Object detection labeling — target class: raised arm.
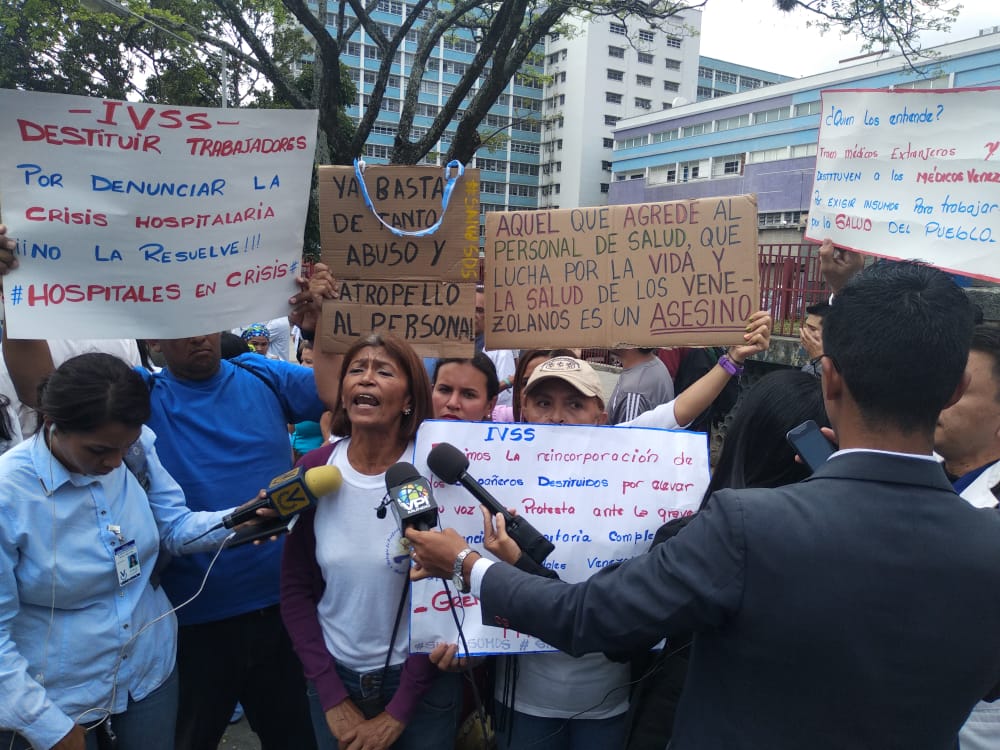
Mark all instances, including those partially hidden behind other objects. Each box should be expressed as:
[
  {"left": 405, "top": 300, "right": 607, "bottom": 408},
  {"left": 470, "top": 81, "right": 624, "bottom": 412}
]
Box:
[
  {"left": 0, "top": 225, "right": 55, "bottom": 408},
  {"left": 672, "top": 310, "right": 772, "bottom": 428}
]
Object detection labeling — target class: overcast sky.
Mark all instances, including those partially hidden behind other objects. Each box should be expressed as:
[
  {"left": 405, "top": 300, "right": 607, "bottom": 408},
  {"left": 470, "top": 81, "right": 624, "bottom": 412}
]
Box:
[{"left": 699, "top": 0, "right": 998, "bottom": 78}]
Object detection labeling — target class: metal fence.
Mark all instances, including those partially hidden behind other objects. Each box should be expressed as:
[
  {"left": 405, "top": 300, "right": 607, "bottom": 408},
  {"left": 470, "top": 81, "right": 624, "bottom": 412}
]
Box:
[{"left": 757, "top": 243, "right": 826, "bottom": 336}]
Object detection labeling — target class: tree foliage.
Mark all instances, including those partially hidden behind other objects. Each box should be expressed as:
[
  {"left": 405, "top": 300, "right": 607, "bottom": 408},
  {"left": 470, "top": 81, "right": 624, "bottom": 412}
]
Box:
[{"left": 0, "top": 0, "right": 959, "bottom": 165}]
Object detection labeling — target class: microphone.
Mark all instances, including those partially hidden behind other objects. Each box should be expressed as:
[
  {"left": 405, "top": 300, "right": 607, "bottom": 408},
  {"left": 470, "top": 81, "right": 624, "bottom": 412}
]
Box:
[
  {"left": 185, "top": 465, "right": 342, "bottom": 548},
  {"left": 223, "top": 465, "right": 343, "bottom": 528},
  {"left": 385, "top": 462, "right": 440, "bottom": 533},
  {"left": 426, "top": 442, "right": 554, "bottom": 565}
]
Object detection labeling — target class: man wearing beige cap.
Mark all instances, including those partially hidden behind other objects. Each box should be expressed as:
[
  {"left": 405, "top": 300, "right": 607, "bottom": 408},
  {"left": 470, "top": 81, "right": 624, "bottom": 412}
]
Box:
[{"left": 428, "top": 310, "right": 772, "bottom": 750}]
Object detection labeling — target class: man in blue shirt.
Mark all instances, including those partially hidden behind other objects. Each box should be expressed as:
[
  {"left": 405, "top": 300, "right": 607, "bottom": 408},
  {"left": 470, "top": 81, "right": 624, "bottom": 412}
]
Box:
[{"left": 142, "top": 332, "right": 324, "bottom": 749}]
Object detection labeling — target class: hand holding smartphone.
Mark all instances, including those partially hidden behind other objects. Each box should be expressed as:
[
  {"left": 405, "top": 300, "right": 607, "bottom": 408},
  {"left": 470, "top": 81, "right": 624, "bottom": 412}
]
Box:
[{"left": 786, "top": 419, "right": 835, "bottom": 472}]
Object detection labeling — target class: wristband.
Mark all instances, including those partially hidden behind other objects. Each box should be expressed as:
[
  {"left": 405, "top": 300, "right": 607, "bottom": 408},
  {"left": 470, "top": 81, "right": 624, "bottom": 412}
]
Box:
[{"left": 718, "top": 354, "right": 744, "bottom": 376}]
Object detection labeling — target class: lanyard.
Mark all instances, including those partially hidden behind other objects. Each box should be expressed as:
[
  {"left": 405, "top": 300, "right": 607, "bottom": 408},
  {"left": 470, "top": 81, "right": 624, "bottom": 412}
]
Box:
[{"left": 352, "top": 158, "right": 464, "bottom": 238}]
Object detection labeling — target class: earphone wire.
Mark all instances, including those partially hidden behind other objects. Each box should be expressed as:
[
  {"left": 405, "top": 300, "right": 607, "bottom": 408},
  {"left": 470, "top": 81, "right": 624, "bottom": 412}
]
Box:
[{"left": 72, "top": 531, "right": 235, "bottom": 730}]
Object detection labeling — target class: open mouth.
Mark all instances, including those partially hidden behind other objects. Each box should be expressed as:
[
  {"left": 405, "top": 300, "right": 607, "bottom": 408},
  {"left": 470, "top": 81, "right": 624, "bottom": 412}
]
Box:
[{"left": 353, "top": 394, "right": 381, "bottom": 407}]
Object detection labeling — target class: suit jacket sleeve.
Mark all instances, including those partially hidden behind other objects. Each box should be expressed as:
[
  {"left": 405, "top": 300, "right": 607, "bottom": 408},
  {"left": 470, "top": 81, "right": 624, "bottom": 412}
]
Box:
[{"left": 479, "top": 491, "right": 747, "bottom": 655}]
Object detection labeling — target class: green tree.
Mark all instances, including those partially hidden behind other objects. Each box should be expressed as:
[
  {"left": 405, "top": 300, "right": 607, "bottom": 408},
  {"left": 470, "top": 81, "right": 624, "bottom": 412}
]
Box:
[{"left": 0, "top": 0, "right": 959, "bottom": 164}]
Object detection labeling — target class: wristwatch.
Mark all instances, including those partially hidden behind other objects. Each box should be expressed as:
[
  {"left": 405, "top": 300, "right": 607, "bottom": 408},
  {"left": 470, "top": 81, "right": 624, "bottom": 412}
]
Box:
[{"left": 452, "top": 548, "right": 475, "bottom": 593}]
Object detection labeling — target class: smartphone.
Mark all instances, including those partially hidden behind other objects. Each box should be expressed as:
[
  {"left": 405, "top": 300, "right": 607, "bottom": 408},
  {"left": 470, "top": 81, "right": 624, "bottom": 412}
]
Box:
[{"left": 786, "top": 419, "right": 835, "bottom": 472}]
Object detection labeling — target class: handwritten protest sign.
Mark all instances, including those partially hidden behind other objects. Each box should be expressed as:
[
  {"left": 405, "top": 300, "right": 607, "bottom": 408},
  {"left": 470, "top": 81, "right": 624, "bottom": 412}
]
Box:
[
  {"left": 407, "top": 419, "right": 709, "bottom": 655},
  {"left": 806, "top": 88, "right": 1000, "bottom": 281},
  {"left": 317, "top": 164, "right": 480, "bottom": 357},
  {"left": 0, "top": 89, "right": 317, "bottom": 338},
  {"left": 484, "top": 195, "right": 759, "bottom": 350}
]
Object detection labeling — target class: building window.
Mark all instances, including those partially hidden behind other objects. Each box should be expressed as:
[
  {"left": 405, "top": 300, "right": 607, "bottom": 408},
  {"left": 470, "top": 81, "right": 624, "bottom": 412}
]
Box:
[
  {"left": 636, "top": 75, "right": 652, "bottom": 87},
  {"left": 603, "top": 137, "right": 614, "bottom": 148},
  {"left": 651, "top": 128, "right": 677, "bottom": 143},
  {"left": 606, "top": 92, "right": 622, "bottom": 104},
  {"left": 605, "top": 115, "right": 620, "bottom": 125},
  {"left": 663, "top": 80, "right": 679, "bottom": 92},
  {"left": 376, "top": 0, "right": 402, "bottom": 13},
  {"left": 600, "top": 183, "right": 610, "bottom": 193},
  {"left": 637, "top": 52, "right": 653, "bottom": 64},
  {"left": 638, "top": 29, "right": 655, "bottom": 43},
  {"left": 754, "top": 106, "right": 790, "bottom": 124},
  {"left": 364, "top": 143, "right": 391, "bottom": 159},
  {"left": 610, "top": 22, "right": 627, "bottom": 35},
  {"left": 680, "top": 161, "right": 700, "bottom": 181},
  {"left": 698, "top": 65, "right": 713, "bottom": 79},
  {"left": 634, "top": 97, "right": 651, "bottom": 110},
  {"left": 607, "top": 69, "right": 624, "bottom": 81},
  {"left": 681, "top": 122, "right": 709, "bottom": 137},
  {"left": 648, "top": 164, "right": 677, "bottom": 184},
  {"left": 716, "top": 113, "right": 750, "bottom": 131},
  {"left": 790, "top": 143, "right": 818, "bottom": 158},
  {"left": 601, "top": 160, "right": 613, "bottom": 170},
  {"left": 511, "top": 140, "right": 540, "bottom": 154},
  {"left": 621, "top": 135, "right": 646, "bottom": 149},
  {"left": 717, "top": 71, "right": 737, "bottom": 85},
  {"left": 747, "top": 146, "right": 787, "bottom": 163},
  {"left": 664, "top": 58, "right": 681, "bottom": 70},
  {"left": 741, "top": 77, "right": 763, "bottom": 90},
  {"left": 697, "top": 86, "right": 714, "bottom": 99},
  {"left": 372, "top": 123, "right": 398, "bottom": 136},
  {"left": 794, "top": 100, "right": 822, "bottom": 117},
  {"left": 510, "top": 162, "right": 539, "bottom": 176},
  {"left": 665, "top": 35, "right": 681, "bottom": 48},
  {"left": 712, "top": 154, "right": 744, "bottom": 177},
  {"left": 608, "top": 45, "right": 625, "bottom": 58}
]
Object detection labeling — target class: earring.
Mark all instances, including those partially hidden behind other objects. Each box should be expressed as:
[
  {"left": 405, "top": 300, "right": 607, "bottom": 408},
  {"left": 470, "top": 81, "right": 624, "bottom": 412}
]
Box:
[{"left": 402, "top": 407, "right": 412, "bottom": 416}]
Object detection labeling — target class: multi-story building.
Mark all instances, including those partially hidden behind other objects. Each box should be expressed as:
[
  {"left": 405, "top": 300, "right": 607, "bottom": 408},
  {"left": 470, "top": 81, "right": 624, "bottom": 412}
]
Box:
[
  {"left": 608, "top": 31, "right": 1000, "bottom": 241},
  {"left": 696, "top": 56, "right": 792, "bottom": 101},
  {"left": 538, "top": 11, "right": 702, "bottom": 209},
  {"left": 331, "top": 0, "right": 546, "bottom": 219}
]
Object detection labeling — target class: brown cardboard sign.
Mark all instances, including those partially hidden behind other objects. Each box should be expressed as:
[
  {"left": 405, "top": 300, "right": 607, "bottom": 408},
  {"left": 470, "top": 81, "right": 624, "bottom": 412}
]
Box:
[
  {"left": 485, "top": 195, "right": 760, "bottom": 349},
  {"left": 318, "top": 164, "right": 480, "bottom": 355}
]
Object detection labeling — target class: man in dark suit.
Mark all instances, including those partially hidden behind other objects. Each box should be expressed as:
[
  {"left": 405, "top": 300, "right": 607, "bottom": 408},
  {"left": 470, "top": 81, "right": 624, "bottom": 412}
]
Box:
[{"left": 408, "top": 260, "right": 1000, "bottom": 750}]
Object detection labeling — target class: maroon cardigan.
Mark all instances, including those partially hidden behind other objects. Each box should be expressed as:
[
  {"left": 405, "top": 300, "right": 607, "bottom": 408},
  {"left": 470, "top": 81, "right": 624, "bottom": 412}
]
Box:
[{"left": 279, "top": 441, "right": 438, "bottom": 723}]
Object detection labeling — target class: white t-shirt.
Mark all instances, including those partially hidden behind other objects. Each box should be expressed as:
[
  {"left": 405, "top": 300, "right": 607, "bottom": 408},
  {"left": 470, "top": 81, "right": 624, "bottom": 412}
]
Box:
[
  {"left": 314, "top": 439, "right": 413, "bottom": 672},
  {"left": 498, "top": 651, "right": 630, "bottom": 719}
]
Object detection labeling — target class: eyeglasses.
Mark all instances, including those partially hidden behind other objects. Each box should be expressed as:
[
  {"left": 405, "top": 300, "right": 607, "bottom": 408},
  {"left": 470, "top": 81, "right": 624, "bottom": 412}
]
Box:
[{"left": 811, "top": 354, "right": 841, "bottom": 373}]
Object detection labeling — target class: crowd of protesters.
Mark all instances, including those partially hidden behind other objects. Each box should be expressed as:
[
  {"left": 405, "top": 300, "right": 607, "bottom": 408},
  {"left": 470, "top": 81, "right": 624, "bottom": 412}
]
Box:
[{"left": 1, "top": 226, "right": 1000, "bottom": 750}]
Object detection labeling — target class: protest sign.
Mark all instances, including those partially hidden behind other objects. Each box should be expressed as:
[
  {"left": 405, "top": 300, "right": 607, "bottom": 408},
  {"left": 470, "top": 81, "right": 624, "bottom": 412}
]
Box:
[
  {"left": 484, "top": 195, "right": 759, "bottom": 350},
  {"left": 407, "top": 419, "right": 709, "bottom": 655},
  {"left": 0, "top": 89, "right": 318, "bottom": 338},
  {"left": 317, "top": 163, "right": 480, "bottom": 357},
  {"left": 806, "top": 87, "right": 1000, "bottom": 282}
]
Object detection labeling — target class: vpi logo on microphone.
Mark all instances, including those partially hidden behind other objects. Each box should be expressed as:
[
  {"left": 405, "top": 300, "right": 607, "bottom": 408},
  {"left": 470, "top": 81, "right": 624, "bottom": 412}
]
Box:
[{"left": 395, "top": 481, "right": 433, "bottom": 513}]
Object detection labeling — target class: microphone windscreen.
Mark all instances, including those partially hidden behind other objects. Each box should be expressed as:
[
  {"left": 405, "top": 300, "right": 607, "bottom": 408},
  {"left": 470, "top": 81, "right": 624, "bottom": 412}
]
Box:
[
  {"left": 304, "top": 465, "right": 343, "bottom": 497},
  {"left": 426, "top": 442, "right": 469, "bottom": 484},
  {"left": 385, "top": 461, "right": 421, "bottom": 490}
]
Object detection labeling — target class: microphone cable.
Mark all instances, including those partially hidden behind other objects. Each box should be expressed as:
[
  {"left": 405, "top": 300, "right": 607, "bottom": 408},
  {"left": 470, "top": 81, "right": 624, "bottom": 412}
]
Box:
[{"left": 438, "top": 576, "right": 491, "bottom": 750}]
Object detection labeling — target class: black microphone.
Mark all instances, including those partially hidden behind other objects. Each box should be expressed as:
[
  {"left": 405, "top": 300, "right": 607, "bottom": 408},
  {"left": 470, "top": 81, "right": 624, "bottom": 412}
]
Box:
[
  {"left": 426, "top": 442, "right": 554, "bottom": 565},
  {"left": 385, "top": 462, "right": 440, "bottom": 533}
]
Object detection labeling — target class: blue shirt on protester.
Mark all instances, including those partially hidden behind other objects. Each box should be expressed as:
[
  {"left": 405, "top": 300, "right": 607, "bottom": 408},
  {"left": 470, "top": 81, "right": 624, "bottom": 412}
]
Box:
[{"left": 138, "top": 353, "right": 324, "bottom": 625}]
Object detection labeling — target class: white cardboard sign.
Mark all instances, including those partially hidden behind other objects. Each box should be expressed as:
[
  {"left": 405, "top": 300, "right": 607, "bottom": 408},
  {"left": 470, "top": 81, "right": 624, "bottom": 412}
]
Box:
[
  {"left": 0, "top": 90, "right": 318, "bottom": 337},
  {"left": 408, "top": 419, "right": 709, "bottom": 655}
]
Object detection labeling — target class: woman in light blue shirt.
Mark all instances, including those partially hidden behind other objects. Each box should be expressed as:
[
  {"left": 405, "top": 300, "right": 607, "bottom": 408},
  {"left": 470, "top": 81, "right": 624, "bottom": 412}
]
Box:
[{"left": 0, "top": 353, "right": 237, "bottom": 750}]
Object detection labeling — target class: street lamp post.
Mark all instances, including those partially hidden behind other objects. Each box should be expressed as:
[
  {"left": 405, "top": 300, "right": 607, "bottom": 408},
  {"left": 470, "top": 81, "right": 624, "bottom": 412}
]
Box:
[{"left": 79, "top": 0, "right": 229, "bottom": 108}]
